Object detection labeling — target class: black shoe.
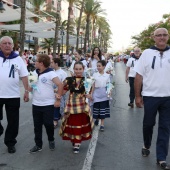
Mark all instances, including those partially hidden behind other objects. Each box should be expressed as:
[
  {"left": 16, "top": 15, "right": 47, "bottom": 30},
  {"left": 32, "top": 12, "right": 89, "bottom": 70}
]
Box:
[
  {"left": 128, "top": 103, "right": 134, "bottom": 108},
  {"left": 73, "top": 144, "right": 80, "bottom": 154},
  {"left": 49, "top": 141, "right": 55, "bottom": 151},
  {"left": 8, "top": 146, "right": 16, "bottom": 154},
  {"left": 0, "top": 123, "right": 4, "bottom": 136},
  {"left": 94, "top": 119, "right": 99, "bottom": 126},
  {"left": 29, "top": 146, "right": 42, "bottom": 153},
  {"left": 157, "top": 160, "right": 170, "bottom": 170},
  {"left": 100, "top": 126, "right": 104, "bottom": 132},
  {"left": 141, "top": 148, "right": 150, "bottom": 157}
]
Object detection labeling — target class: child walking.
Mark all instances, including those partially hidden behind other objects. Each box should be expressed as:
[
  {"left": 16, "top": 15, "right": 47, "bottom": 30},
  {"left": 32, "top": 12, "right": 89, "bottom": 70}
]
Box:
[
  {"left": 91, "top": 60, "right": 110, "bottom": 131},
  {"left": 59, "top": 61, "right": 94, "bottom": 154},
  {"left": 29, "top": 54, "right": 63, "bottom": 153},
  {"left": 51, "top": 58, "right": 67, "bottom": 128}
]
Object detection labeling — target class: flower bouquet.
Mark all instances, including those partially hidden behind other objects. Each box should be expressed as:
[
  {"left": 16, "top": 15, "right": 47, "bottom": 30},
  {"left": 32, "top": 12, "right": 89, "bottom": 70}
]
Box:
[
  {"left": 28, "top": 71, "right": 40, "bottom": 93},
  {"left": 83, "top": 72, "right": 95, "bottom": 103},
  {"left": 106, "top": 79, "right": 114, "bottom": 98},
  {"left": 105, "top": 65, "right": 115, "bottom": 76}
]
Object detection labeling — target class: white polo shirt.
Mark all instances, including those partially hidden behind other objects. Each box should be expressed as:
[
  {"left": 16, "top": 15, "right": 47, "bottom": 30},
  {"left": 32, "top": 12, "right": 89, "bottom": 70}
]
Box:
[
  {"left": 54, "top": 68, "right": 67, "bottom": 82},
  {"left": 126, "top": 57, "right": 139, "bottom": 77},
  {"left": 93, "top": 72, "right": 110, "bottom": 88},
  {"left": 134, "top": 48, "right": 170, "bottom": 97},
  {"left": 0, "top": 56, "right": 28, "bottom": 98},
  {"left": 32, "top": 70, "right": 57, "bottom": 106}
]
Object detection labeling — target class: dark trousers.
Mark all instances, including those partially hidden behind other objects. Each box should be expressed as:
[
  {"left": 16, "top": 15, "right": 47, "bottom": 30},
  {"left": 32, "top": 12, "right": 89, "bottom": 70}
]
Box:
[
  {"left": 129, "top": 77, "right": 135, "bottom": 103},
  {"left": 54, "top": 107, "right": 61, "bottom": 121},
  {"left": 143, "top": 96, "right": 170, "bottom": 161},
  {"left": 32, "top": 105, "right": 54, "bottom": 148},
  {"left": 0, "top": 98, "right": 20, "bottom": 147}
]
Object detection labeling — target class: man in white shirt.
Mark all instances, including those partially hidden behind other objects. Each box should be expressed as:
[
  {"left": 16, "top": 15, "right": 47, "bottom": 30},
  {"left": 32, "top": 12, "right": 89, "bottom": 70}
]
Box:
[
  {"left": 125, "top": 47, "right": 141, "bottom": 108},
  {"left": 134, "top": 28, "right": 170, "bottom": 169},
  {"left": 0, "top": 36, "right": 29, "bottom": 154}
]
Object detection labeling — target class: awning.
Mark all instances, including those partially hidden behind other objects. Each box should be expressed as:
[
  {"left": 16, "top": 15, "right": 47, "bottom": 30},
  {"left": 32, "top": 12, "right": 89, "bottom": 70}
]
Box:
[
  {"left": 25, "top": 31, "right": 78, "bottom": 40},
  {"left": 0, "top": 22, "right": 55, "bottom": 32},
  {"left": 0, "top": 4, "right": 36, "bottom": 22}
]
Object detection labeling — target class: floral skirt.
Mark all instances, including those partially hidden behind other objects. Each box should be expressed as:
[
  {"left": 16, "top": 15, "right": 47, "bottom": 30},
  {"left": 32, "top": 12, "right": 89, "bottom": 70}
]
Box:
[{"left": 59, "top": 113, "right": 93, "bottom": 143}]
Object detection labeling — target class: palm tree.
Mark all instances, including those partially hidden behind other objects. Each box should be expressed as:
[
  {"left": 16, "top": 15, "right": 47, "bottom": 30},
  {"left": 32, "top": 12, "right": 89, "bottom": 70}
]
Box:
[
  {"left": 75, "top": 0, "right": 84, "bottom": 51},
  {"left": 66, "top": 0, "right": 77, "bottom": 54},
  {"left": 83, "top": 0, "right": 101, "bottom": 53},
  {"left": 40, "top": 38, "right": 54, "bottom": 54},
  {"left": 95, "top": 16, "right": 110, "bottom": 47},
  {"left": 90, "top": 2, "right": 106, "bottom": 48},
  {"left": 20, "top": 0, "right": 26, "bottom": 55},
  {"left": 53, "top": 0, "right": 62, "bottom": 58}
]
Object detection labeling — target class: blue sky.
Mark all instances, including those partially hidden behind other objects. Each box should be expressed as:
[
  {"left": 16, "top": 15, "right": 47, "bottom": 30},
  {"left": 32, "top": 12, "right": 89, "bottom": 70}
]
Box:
[{"left": 100, "top": 0, "right": 170, "bottom": 52}]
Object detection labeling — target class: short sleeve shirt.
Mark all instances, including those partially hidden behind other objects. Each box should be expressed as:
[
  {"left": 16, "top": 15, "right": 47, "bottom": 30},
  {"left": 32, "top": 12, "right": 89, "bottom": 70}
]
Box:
[
  {"left": 0, "top": 56, "right": 28, "bottom": 98},
  {"left": 32, "top": 71, "right": 57, "bottom": 106},
  {"left": 126, "top": 57, "right": 139, "bottom": 77},
  {"left": 134, "top": 49, "right": 170, "bottom": 97}
]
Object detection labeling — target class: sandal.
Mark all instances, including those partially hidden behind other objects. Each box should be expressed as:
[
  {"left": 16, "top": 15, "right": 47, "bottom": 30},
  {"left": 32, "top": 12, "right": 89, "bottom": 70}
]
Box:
[{"left": 157, "top": 161, "right": 170, "bottom": 170}]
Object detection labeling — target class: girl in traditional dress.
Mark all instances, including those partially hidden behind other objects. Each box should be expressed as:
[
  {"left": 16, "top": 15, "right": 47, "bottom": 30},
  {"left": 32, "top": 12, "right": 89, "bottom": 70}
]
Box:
[
  {"left": 91, "top": 60, "right": 110, "bottom": 132},
  {"left": 59, "top": 61, "right": 94, "bottom": 154}
]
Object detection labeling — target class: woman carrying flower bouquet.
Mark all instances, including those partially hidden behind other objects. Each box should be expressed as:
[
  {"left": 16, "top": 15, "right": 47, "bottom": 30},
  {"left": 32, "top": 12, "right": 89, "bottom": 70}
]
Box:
[
  {"left": 59, "top": 61, "right": 94, "bottom": 154},
  {"left": 29, "top": 54, "right": 63, "bottom": 153},
  {"left": 91, "top": 60, "right": 110, "bottom": 132}
]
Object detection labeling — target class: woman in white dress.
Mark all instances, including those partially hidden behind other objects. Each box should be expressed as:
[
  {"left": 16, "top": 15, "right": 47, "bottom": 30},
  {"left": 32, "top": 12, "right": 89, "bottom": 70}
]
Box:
[{"left": 89, "top": 47, "right": 105, "bottom": 74}]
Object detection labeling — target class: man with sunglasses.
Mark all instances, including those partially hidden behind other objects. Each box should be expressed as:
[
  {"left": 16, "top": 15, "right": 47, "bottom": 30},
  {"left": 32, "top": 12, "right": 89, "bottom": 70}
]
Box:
[
  {"left": 134, "top": 28, "right": 170, "bottom": 170},
  {"left": 0, "top": 36, "right": 29, "bottom": 154}
]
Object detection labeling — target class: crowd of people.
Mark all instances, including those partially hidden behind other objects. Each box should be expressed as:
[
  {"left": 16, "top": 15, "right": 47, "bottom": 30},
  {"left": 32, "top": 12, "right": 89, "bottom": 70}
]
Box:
[{"left": 0, "top": 27, "right": 170, "bottom": 170}]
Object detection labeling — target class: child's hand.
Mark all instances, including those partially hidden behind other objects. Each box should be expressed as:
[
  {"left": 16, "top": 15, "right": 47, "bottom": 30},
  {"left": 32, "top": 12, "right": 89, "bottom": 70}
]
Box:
[
  {"left": 55, "top": 94, "right": 61, "bottom": 99},
  {"left": 94, "top": 55, "right": 99, "bottom": 60},
  {"left": 54, "top": 88, "right": 58, "bottom": 93},
  {"left": 86, "top": 94, "right": 93, "bottom": 100},
  {"left": 54, "top": 100, "right": 60, "bottom": 107},
  {"left": 106, "top": 70, "right": 111, "bottom": 74},
  {"left": 64, "top": 113, "right": 69, "bottom": 119}
]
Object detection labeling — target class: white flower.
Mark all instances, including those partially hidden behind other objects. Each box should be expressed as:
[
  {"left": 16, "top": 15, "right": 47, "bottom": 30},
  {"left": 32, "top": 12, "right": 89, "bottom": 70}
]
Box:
[{"left": 28, "top": 71, "right": 38, "bottom": 85}]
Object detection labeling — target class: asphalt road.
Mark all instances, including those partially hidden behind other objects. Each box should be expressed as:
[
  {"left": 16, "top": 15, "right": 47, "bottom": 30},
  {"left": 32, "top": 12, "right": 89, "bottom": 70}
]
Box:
[{"left": 0, "top": 62, "right": 169, "bottom": 170}]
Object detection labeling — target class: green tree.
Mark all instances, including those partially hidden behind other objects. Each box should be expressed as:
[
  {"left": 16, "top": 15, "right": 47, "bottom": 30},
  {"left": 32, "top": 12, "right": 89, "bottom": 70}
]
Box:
[
  {"left": 75, "top": 0, "right": 85, "bottom": 51},
  {"left": 40, "top": 38, "right": 53, "bottom": 54},
  {"left": 66, "top": 0, "right": 78, "bottom": 54},
  {"left": 83, "top": 0, "right": 102, "bottom": 53}
]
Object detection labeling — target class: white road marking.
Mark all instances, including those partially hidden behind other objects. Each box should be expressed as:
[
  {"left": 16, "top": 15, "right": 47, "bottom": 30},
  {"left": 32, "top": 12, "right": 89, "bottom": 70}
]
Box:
[{"left": 82, "top": 125, "right": 100, "bottom": 170}]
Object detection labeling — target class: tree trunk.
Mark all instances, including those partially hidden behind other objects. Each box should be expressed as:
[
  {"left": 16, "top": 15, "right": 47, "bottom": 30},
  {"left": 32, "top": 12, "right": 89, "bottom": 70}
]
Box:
[
  {"left": 53, "top": 0, "right": 61, "bottom": 58},
  {"left": 66, "top": 5, "right": 72, "bottom": 54},
  {"left": 84, "top": 14, "right": 90, "bottom": 53},
  {"left": 20, "top": 0, "right": 26, "bottom": 56},
  {"left": 76, "top": 1, "right": 84, "bottom": 51},
  {"left": 91, "top": 19, "right": 95, "bottom": 49}
]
